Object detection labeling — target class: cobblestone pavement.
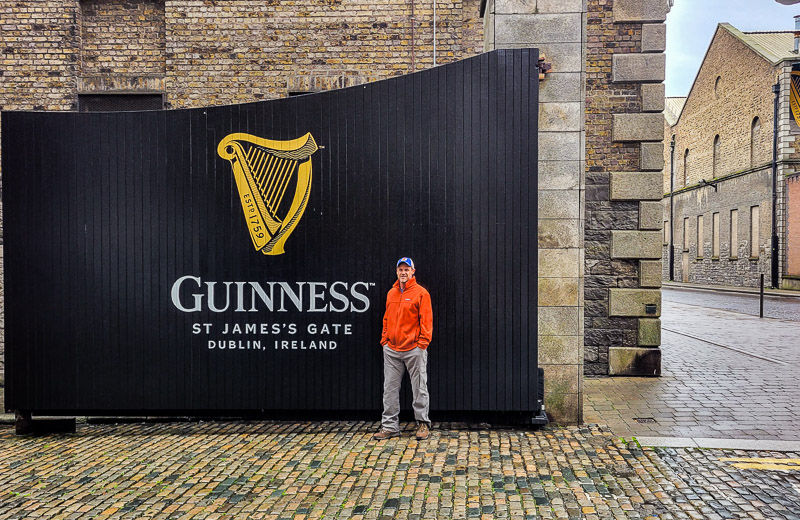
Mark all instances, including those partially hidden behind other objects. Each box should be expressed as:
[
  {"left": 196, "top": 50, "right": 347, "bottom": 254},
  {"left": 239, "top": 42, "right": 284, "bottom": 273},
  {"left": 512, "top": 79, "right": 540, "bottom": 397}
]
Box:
[
  {"left": 1, "top": 421, "right": 799, "bottom": 519},
  {"left": 585, "top": 294, "right": 800, "bottom": 441}
]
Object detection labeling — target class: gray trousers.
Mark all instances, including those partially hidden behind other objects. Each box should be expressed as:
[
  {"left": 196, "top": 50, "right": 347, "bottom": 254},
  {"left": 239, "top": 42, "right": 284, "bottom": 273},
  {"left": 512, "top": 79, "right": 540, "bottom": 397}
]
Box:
[{"left": 382, "top": 346, "right": 430, "bottom": 432}]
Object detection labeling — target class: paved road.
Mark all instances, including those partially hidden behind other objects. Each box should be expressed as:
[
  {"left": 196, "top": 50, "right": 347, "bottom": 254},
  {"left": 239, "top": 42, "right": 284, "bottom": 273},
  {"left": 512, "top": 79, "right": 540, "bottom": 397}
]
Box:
[
  {"left": 663, "top": 286, "right": 800, "bottom": 321},
  {"left": 1, "top": 421, "right": 799, "bottom": 519},
  {"left": 586, "top": 289, "right": 800, "bottom": 441}
]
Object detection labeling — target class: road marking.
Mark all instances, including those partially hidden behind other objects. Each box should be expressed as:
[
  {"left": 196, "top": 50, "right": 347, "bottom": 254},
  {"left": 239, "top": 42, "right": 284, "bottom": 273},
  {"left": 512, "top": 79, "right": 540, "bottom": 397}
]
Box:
[
  {"left": 662, "top": 328, "right": 789, "bottom": 365},
  {"left": 720, "top": 457, "right": 800, "bottom": 471}
]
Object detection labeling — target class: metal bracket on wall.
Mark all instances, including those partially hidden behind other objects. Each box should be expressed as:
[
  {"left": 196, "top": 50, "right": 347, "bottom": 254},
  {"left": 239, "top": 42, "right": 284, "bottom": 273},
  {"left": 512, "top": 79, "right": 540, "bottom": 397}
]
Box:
[
  {"left": 699, "top": 178, "right": 718, "bottom": 191},
  {"left": 538, "top": 55, "right": 552, "bottom": 81}
]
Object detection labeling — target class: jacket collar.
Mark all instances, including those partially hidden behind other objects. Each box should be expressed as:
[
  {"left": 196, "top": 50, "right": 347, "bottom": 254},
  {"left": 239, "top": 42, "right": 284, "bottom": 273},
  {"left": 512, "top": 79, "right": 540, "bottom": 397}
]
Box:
[{"left": 392, "top": 276, "right": 418, "bottom": 291}]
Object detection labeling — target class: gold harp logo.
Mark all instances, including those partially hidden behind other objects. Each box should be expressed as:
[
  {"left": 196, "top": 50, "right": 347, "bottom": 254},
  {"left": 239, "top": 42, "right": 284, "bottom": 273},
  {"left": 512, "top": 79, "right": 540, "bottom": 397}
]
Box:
[{"left": 218, "top": 132, "right": 318, "bottom": 255}]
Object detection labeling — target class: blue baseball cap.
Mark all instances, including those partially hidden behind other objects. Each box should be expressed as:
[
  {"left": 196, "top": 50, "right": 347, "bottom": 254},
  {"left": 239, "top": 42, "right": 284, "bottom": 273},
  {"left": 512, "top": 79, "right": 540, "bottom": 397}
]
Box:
[{"left": 396, "top": 257, "right": 415, "bottom": 269}]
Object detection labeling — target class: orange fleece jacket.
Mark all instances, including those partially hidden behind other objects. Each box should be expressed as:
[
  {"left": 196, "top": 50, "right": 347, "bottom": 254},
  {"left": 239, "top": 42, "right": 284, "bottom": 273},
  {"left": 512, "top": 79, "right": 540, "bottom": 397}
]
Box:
[{"left": 380, "top": 277, "right": 433, "bottom": 351}]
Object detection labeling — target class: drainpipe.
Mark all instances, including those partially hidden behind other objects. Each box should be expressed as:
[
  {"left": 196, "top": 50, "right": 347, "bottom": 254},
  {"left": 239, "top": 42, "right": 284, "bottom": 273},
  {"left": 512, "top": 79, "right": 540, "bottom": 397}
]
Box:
[
  {"left": 771, "top": 81, "right": 780, "bottom": 288},
  {"left": 669, "top": 134, "right": 675, "bottom": 281},
  {"left": 433, "top": 0, "right": 437, "bottom": 66}
]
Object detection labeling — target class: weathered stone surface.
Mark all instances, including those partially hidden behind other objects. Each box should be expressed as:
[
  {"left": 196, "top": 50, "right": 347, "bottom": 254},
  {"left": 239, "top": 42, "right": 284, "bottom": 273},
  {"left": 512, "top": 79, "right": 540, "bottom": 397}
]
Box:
[
  {"left": 609, "top": 172, "right": 663, "bottom": 201},
  {"left": 495, "top": 14, "right": 582, "bottom": 45},
  {"left": 640, "top": 142, "right": 665, "bottom": 171},
  {"left": 540, "top": 72, "right": 582, "bottom": 103},
  {"left": 542, "top": 364, "right": 580, "bottom": 396},
  {"left": 638, "top": 318, "right": 661, "bottom": 346},
  {"left": 613, "top": 0, "right": 669, "bottom": 23},
  {"left": 641, "top": 83, "right": 665, "bottom": 112},
  {"left": 612, "top": 113, "right": 665, "bottom": 142},
  {"left": 539, "top": 248, "right": 580, "bottom": 277},
  {"left": 611, "top": 230, "right": 662, "bottom": 259},
  {"left": 539, "top": 190, "right": 580, "bottom": 219},
  {"left": 497, "top": 42, "right": 583, "bottom": 72},
  {"left": 641, "top": 23, "right": 666, "bottom": 53},
  {"left": 539, "top": 277, "right": 580, "bottom": 306},
  {"left": 539, "top": 306, "right": 580, "bottom": 336},
  {"left": 639, "top": 260, "right": 663, "bottom": 287},
  {"left": 608, "top": 288, "right": 661, "bottom": 317},
  {"left": 539, "top": 131, "right": 581, "bottom": 160},
  {"left": 495, "top": 0, "right": 584, "bottom": 14},
  {"left": 539, "top": 219, "right": 580, "bottom": 248},
  {"left": 538, "top": 335, "right": 583, "bottom": 364},
  {"left": 539, "top": 160, "right": 581, "bottom": 190},
  {"left": 612, "top": 53, "right": 666, "bottom": 83},
  {"left": 608, "top": 346, "right": 661, "bottom": 376},
  {"left": 639, "top": 201, "right": 663, "bottom": 230},
  {"left": 539, "top": 102, "right": 582, "bottom": 132}
]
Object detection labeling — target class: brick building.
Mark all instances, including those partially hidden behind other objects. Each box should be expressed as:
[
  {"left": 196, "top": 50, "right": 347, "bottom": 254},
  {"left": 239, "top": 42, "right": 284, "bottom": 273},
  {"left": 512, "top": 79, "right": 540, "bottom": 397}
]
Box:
[
  {"left": 662, "top": 23, "right": 800, "bottom": 290},
  {"left": 1, "top": 0, "right": 670, "bottom": 423}
]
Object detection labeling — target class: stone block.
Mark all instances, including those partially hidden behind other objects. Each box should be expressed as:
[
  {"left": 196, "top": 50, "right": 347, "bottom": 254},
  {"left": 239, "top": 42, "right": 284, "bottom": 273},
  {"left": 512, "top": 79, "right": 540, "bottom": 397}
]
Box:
[
  {"left": 539, "top": 102, "right": 582, "bottom": 132},
  {"left": 612, "top": 113, "right": 665, "bottom": 142},
  {"left": 538, "top": 335, "right": 583, "bottom": 365},
  {"left": 495, "top": 0, "right": 584, "bottom": 14},
  {"left": 612, "top": 53, "right": 666, "bottom": 83},
  {"left": 609, "top": 172, "right": 663, "bottom": 201},
  {"left": 539, "top": 131, "right": 580, "bottom": 161},
  {"left": 641, "top": 83, "right": 665, "bottom": 112},
  {"left": 543, "top": 388, "right": 580, "bottom": 425},
  {"left": 539, "top": 219, "right": 580, "bottom": 248},
  {"left": 611, "top": 230, "right": 662, "bottom": 259},
  {"left": 538, "top": 306, "right": 580, "bottom": 336},
  {"left": 497, "top": 42, "right": 583, "bottom": 73},
  {"left": 613, "top": 0, "right": 669, "bottom": 23},
  {"left": 539, "top": 277, "right": 579, "bottom": 307},
  {"left": 639, "top": 260, "right": 663, "bottom": 287},
  {"left": 539, "top": 160, "right": 580, "bottom": 190},
  {"left": 640, "top": 142, "right": 665, "bottom": 171},
  {"left": 541, "top": 364, "right": 580, "bottom": 396},
  {"left": 641, "top": 24, "right": 666, "bottom": 53},
  {"left": 540, "top": 72, "right": 582, "bottom": 103},
  {"left": 608, "top": 288, "right": 661, "bottom": 317},
  {"left": 495, "top": 14, "right": 582, "bottom": 45},
  {"left": 539, "top": 190, "right": 580, "bottom": 219},
  {"left": 608, "top": 347, "right": 661, "bottom": 376},
  {"left": 539, "top": 248, "right": 580, "bottom": 277},
  {"left": 638, "top": 318, "right": 661, "bottom": 346},
  {"left": 639, "top": 201, "right": 663, "bottom": 230}
]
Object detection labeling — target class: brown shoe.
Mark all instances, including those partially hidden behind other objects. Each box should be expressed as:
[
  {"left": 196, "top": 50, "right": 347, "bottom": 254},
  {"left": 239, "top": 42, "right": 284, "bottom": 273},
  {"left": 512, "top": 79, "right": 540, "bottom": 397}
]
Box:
[
  {"left": 372, "top": 428, "right": 400, "bottom": 440},
  {"left": 415, "top": 422, "right": 430, "bottom": 440}
]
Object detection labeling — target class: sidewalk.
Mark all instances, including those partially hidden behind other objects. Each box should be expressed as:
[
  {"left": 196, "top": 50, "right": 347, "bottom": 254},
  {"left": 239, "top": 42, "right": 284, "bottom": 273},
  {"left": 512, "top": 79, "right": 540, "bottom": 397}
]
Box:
[
  {"left": 1, "top": 420, "right": 799, "bottom": 519},
  {"left": 663, "top": 280, "right": 800, "bottom": 298}
]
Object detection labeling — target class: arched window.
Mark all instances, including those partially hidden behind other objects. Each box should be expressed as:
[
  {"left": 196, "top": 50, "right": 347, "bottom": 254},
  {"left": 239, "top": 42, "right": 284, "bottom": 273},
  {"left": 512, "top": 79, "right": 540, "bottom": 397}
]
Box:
[
  {"left": 683, "top": 148, "right": 689, "bottom": 186},
  {"left": 713, "top": 135, "right": 720, "bottom": 177},
  {"left": 714, "top": 76, "right": 722, "bottom": 99},
  {"left": 751, "top": 117, "right": 761, "bottom": 167}
]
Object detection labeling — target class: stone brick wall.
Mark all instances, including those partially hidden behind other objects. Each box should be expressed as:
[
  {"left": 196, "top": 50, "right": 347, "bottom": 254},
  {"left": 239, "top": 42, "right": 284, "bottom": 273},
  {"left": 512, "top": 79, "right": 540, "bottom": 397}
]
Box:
[
  {"left": 662, "top": 26, "right": 777, "bottom": 194},
  {"left": 165, "top": 0, "right": 483, "bottom": 107},
  {"left": 584, "top": 0, "right": 666, "bottom": 377}
]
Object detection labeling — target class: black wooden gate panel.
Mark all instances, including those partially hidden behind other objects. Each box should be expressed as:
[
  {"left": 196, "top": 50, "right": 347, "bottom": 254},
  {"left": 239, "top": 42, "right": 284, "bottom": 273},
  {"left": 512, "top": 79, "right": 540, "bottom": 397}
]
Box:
[{"left": 3, "top": 49, "right": 539, "bottom": 417}]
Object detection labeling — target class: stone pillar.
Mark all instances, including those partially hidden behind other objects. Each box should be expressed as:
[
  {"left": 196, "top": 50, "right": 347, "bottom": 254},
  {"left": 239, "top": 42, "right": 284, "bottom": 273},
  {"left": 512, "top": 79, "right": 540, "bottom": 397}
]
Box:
[
  {"left": 595, "top": 0, "right": 668, "bottom": 376},
  {"left": 484, "top": 0, "right": 586, "bottom": 423}
]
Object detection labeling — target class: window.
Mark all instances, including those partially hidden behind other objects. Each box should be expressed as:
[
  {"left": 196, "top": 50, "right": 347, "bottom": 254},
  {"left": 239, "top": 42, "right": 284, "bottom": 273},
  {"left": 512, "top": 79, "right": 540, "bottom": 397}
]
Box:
[
  {"left": 683, "top": 217, "right": 689, "bottom": 251},
  {"left": 751, "top": 117, "right": 761, "bottom": 168},
  {"left": 750, "top": 206, "right": 760, "bottom": 258},
  {"left": 697, "top": 215, "right": 704, "bottom": 258},
  {"left": 78, "top": 94, "right": 164, "bottom": 112},
  {"left": 683, "top": 148, "right": 690, "bottom": 187},
  {"left": 714, "top": 76, "right": 721, "bottom": 99},
  {"left": 712, "top": 135, "right": 720, "bottom": 177},
  {"left": 712, "top": 212, "right": 720, "bottom": 258},
  {"left": 730, "top": 209, "right": 739, "bottom": 259}
]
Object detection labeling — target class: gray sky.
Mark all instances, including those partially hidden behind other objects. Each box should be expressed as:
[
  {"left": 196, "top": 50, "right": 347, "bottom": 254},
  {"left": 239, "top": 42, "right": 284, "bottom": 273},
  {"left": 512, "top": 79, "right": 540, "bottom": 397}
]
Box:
[{"left": 666, "top": 0, "right": 800, "bottom": 97}]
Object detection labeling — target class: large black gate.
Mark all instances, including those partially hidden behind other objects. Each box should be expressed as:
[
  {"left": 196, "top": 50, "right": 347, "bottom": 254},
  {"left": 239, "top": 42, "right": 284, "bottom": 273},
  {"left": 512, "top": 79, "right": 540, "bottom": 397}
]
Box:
[{"left": 3, "top": 49, "right": 540, "bottom": 420}]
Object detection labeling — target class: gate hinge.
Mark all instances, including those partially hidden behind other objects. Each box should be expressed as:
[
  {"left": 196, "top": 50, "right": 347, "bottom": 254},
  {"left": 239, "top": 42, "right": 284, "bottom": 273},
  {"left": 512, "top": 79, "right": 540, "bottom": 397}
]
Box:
[{"left": 538, "top": 54, "right": 552, "bottom": 81}]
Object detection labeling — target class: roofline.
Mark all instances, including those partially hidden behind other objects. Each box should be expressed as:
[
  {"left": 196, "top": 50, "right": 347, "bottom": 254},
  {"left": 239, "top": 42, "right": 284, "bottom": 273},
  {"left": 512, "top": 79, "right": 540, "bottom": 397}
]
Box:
[
  {"left": 724, "top": 23, "right": 793, "bottom": 65},
  {"left": 669, "top": 23, "right": 775, "bottom": 128}
]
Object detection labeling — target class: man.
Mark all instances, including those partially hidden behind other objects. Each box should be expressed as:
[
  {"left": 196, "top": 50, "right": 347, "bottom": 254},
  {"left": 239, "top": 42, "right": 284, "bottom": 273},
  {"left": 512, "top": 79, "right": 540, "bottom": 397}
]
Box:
[{"left": 374, "top": 257, "right": 433, "bottom": 440}]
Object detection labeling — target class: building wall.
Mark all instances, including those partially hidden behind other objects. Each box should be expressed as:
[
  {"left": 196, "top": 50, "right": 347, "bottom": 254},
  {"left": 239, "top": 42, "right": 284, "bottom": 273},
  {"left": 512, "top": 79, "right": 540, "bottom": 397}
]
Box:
[
  {"left": 663, "top": 26, "right": 776, "bottom": 194},
  {"left": 0, "top": 0, "right": 483, "bottom": 412}
]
